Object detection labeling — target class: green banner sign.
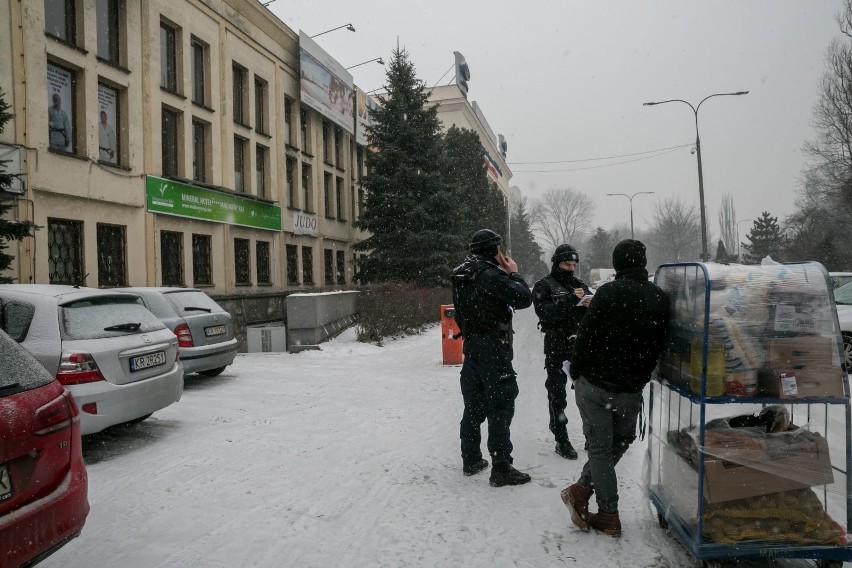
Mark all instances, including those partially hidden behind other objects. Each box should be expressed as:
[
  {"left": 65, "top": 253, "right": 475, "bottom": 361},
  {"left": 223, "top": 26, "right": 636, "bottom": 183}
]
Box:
[{"left": 146, "top": 176, "right": 281, "bottom": 231}]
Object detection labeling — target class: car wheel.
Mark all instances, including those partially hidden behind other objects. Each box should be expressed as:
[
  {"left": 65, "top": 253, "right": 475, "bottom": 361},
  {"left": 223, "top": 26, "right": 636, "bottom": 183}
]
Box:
[
  {"left": 198, "top": 366, "right": 227, "bottom": 377},
  {"left": 843, "top": 333, "right": 852, "bottom": 372}
]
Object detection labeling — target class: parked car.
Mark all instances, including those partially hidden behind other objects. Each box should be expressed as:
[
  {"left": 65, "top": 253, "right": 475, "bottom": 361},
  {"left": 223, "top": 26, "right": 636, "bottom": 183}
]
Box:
[
  {"left": 114, "top": 288, "right": 237, "bottom": 377},
  {"left": 830, "top": 272, "right": 852, "bottom": 290},
  {"left": 0, "top": 285, "right": 183, "bottom": 435},
  {"left": 0, "top": 329, "right": 89, "bottom": 567},
  {"left": 834, "top": 280, "right": 852, "bottom": 369}
]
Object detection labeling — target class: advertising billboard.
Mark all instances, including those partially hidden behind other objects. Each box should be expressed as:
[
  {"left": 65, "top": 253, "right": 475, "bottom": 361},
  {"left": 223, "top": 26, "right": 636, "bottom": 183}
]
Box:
[
  {"left": 47, "top": 63, "right": 74, "bottom": 153},
  {"left": 97, "top": 83, "right": 118, "bottom": 164},
  {"left": 299, "top": 31, "right": 355, "bottom": 135},
  {"left": 355, "top": 87, "right": 379, "bottom": 146}
]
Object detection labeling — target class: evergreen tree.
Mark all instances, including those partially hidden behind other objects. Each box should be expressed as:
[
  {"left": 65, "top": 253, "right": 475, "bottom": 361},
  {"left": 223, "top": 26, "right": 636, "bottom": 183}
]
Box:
[
  {"left": 714, "top": 239, "right": 732, "bottom": 263},
  {"left": 742, "top": 211, "right": 783, "bottom": 264},
  {"left": 0, "top": 89, "right": 33, "bottom": 283},
  {"left": 509, "top": 198, "right": 547, "bottom": 284},
  {"left": 355, "top": 48, "right": 461, "bottom": 286},
  {"left": 586, "top": 227, "right": 613, "bottom": 270}
]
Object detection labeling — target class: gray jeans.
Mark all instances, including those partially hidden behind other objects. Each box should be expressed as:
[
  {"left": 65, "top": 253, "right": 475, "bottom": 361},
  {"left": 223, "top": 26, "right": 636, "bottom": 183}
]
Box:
[{"left": 575, "top": 376, "right": 642, "bottom": 514}]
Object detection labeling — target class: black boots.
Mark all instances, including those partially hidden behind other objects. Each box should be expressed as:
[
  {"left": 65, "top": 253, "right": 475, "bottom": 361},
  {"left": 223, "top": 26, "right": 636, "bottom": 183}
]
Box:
[
  {"left": 489, "top": 462, "right": 531, "bottom": 487},
  {"left": 463, "top": 458, "right": 489, "bottom": 476},
  {"left": 555, "top": 441, "right": 578, "bottom": 460}
]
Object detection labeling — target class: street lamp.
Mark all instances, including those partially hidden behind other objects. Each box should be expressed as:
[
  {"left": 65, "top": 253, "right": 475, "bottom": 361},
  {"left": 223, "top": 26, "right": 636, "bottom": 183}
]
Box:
[
  {"left": 736, "top": 218, "right": 753, "bottom": 261},
  {"left": 643, "top": 91, "right": 749, "bottom": 261},
  {"left": 310, "top": 23, "right": 355, "bottom": 38},
  {"left": 345, "top": 57, "right": 384, "bottom": 70},
  {"left": 606, "top": 192, "right": 655, "bottom": 239}
]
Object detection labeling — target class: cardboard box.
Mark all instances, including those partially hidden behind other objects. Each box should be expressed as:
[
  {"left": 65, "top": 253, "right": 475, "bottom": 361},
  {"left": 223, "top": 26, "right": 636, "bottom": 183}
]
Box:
[
  {"left": 663, "top": 431, "right": 834, "bottom": 505},
  {"left": 761, "top": 336, "right": 844, "bottom": 399}
]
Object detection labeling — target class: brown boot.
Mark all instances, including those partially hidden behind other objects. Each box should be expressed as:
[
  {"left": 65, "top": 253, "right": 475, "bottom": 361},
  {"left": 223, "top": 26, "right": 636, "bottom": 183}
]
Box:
[
  {"left": 588, "top": 511, "right": 621, "bottom": 537},
  {"left": 560, "top": 483, "right": 593, "bottom": 531}
]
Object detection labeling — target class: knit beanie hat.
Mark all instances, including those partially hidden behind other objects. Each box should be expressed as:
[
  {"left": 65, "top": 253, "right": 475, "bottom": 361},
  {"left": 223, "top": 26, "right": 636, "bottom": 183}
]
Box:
[
  {"left": 551, "top": 244, "right": 579, "bottom": 264},
  {"left": 612, "top": 239, "right": 647, "bottom": 271},
  {"left": 469, "top": 229, "right": 503, "bottom": 256}
]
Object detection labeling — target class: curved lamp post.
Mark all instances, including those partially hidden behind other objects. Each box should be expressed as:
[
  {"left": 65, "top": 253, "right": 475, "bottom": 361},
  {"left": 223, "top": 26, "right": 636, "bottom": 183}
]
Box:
[
  {"left": 310, "top": 23, "right": 355, "bottom": 38},
  {"left": 643, "top": 91, "right": 748, "bottom": 261},
  {"left": 736, "top": 218, "right": 753, "bottom": 261},
  {"left": 345, "top": 57, "right": 384, "bottom": 70},
  {"left": 606, "top": 192, "right": 655, "bottom": 239}
]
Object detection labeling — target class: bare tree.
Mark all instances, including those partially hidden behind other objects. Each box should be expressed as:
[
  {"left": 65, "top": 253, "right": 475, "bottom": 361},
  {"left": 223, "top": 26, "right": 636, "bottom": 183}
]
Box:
[
  {"left": 717, "top": 193, "right": 737, "bottom": 255},
  {"left": 529, "top": 188, "right": 595, "bottom": 254},
  {"left": 649, "top": 196, "right": 701, "bottom": 264}
]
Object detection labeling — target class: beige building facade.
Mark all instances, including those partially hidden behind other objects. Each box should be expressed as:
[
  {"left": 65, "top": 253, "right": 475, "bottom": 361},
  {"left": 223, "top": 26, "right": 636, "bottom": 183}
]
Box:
[{"left": 0, "top": 0, "right": 367, "bottom": 312}]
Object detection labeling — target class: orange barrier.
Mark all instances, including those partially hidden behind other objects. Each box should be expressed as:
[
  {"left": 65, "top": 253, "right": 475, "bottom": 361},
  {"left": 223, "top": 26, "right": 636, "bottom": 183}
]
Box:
[{"left": 440, "top": 304, "right": 464, "bottom": 365}]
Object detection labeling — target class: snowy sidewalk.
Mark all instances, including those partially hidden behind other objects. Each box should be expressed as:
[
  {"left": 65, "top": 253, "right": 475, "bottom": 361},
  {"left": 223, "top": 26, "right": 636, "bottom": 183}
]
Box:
[{"left": 42, "top": 308, "right": 805, "bottom": 567}]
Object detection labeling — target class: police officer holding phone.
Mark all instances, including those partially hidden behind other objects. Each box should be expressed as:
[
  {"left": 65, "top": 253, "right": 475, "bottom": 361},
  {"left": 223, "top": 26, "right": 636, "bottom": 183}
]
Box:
[{"left": 452, "top": 229, "right": 534, "bottom": 487}]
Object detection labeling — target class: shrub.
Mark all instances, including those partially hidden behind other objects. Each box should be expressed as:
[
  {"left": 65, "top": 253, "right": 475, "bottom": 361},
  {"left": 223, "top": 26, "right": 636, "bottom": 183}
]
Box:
[{"left": 356, "top": 282, "right": 452, "bottom": 344}]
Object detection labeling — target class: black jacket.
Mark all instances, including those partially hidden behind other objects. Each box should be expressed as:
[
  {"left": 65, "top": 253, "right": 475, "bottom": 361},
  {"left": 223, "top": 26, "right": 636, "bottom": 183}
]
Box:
[
  {"left": 532, "top": 267, "right": 590, "bottom": 359},
  {"left": 569, "top": 267, "right": 671, "bottom": 393},
  {"left": 452, "top": 254, "right": 533, "bottom": 362}
]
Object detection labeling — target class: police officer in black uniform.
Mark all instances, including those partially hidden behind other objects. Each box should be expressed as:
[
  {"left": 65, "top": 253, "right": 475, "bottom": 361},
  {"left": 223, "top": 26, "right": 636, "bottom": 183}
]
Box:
[
  {"left": 452, "top": 229, "right": 533, "bottom": 487},
  {"left": 532, "top": 244, "right": 592, "bottom": 460}
]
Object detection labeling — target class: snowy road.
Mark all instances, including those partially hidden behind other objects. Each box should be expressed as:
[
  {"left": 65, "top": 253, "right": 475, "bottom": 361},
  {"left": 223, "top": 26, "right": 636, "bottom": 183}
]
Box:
[{"left": 42, "top": 308, "right": 825, "bottom": 567}]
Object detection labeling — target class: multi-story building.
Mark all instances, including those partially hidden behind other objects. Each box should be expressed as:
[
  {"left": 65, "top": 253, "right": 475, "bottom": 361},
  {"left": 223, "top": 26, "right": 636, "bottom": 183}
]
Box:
[{"left": 0, "top": 0, "right": 368, "bottom": 329}]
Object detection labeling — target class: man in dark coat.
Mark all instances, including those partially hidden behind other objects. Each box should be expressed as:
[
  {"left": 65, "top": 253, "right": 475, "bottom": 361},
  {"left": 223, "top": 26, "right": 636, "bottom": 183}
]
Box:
[
  {"left": 562, "top": 239, "right": 670, "bottom": 537},
  {"left": 532, "top": 244, "right": 591, "bottom": 460},
  {"left": 452, "top": 229, "right": 534, "bottom": 487}
]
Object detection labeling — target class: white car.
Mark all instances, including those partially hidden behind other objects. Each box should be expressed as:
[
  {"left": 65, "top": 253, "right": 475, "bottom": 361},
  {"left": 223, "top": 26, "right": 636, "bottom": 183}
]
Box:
[
  {"left": 0, "top": 285, "right": 184, "bottom": 435},
  {"left": 830, "top": 272, "right": 852, "bottom": 290},
  {"left": 834, "top": 280, "right": 852, "bottom": 369}
]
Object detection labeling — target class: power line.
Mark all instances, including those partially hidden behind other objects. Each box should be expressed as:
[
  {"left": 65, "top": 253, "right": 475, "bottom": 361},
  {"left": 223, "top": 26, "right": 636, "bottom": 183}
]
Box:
[
  {"left": 507, "top": 143, "right": 692, "bottom": 165},
  {"left": 512, "top": 147, "right": 684, "bottom": 173}
]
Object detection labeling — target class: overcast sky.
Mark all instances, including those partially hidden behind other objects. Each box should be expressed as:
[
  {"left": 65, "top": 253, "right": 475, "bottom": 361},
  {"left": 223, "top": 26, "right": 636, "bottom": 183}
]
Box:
[{"left": 270, "top": 1, "right": 840, "bottom": 240}]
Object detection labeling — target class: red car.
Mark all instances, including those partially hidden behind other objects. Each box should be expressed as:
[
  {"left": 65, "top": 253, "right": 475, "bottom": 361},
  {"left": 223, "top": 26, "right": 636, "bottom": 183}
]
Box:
[{"left": 0, "top": 329, "right": 88, "bottom": 567}]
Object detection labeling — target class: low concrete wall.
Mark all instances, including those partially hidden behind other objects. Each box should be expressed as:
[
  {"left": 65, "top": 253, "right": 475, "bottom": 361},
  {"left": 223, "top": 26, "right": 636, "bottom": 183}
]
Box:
[
  {"left": 286, "top": 291, "right": 360, "bottom": 351},
  {"left": 212, "top": 292, "right": 288, "bottom": 353}
]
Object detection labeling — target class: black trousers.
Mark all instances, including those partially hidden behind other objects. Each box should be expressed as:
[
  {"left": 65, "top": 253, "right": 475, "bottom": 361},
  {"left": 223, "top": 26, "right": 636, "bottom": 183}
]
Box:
[
  {"left": 459, "top": 356, "right": 519, "bottom": 466},
  {"left": 544, "top": 354, "right": 570, "bottom": 445}
]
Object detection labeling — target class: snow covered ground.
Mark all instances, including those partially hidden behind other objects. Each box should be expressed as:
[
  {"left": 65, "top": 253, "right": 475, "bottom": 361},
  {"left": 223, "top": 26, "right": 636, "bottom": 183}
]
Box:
[{"left": 41, "top": 308, "right": 832, "bottom": 567}]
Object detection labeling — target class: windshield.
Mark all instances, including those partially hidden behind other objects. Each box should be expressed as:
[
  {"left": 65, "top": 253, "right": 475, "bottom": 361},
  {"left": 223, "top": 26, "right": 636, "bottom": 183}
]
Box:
[
  {"left": 834, "top": 281, "right": 852, "bottom": 305},
  {"left": 0, "top": 330, "right": 54, "bottom": 395},
  {"left": 60, "top": 296, "right": 166, "bottom": 340},
  {"left": 164, "top": 291, "right": 224, "bottom": 314}
]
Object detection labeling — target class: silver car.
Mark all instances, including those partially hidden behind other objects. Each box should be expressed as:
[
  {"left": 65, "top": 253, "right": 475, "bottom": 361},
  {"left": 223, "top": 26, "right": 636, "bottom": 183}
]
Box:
[
  {"left": 0, "top": 285, "right": 183, "bottom": 435},
  {"left": 115, "top": 288, "right": 237, "bottom": 376}
]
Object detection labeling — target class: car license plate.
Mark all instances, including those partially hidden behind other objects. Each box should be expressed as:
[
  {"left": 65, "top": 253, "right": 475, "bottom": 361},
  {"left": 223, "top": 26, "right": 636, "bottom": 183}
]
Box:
[
  {"left": 205, "top": 325, "right": 226, "bottom": 337},
  {"left": 0, "top": 464, "right": 12, "bottom": 502},
  {"left": 129, "top": 351, "right": 166, "bottom": 372}
]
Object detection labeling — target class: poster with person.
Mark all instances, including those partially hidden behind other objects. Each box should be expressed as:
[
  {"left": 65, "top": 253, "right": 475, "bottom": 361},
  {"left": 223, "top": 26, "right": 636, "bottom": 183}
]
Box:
[
  {"left": 47, "top": 63, "right": 73, "bottom": 152},
  {"left": 97, "top": 84, "right": 118, "bottom": 164}
]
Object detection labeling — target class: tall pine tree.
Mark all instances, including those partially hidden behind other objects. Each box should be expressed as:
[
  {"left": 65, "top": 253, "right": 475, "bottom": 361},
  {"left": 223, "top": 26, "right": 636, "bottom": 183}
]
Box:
[
  {"left": 355, "top": 49, "right": 459, "bottom": 285},
  {"left": 586, "top": 227, "right": 613, "bottom": 270},
  {"left": 509, "top": 198, "right": 547, "bottom": 283},
  {"left": 0, "top": 89, "right": 34, "bottom": 283},
  {"left": 742, "top": 211, "right": 783, "bottom": 264}
]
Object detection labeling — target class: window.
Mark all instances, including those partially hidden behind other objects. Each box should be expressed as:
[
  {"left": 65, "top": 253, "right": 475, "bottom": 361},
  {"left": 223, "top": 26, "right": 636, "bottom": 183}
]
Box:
[
  {"left": 160, "top": 22, "right": 177, "bottom": 92},
  {"left": 256, "top": 241, "right": 271, "bottom": 284},
  {"left": 192, "top": 234, "right": 212, "bottom": 286},
  {"left": 322, "top": 122, "right": 331, "bottom": 162},
  {"left": 284, "top": 97, "right": 293, "bottom": 146},
  {"left": 234, "top": 238, "right": 250, "bottom": 285},
  {"left": 336, "top": 176, "right": 345, "bottom": 220},
  {"left": 160, "top": 231, "right": 183, "bottom": 286},
  {"left": 47, "top": 63, "right": 76, "bottom": 154},
  {"left": 254, "top": 76, "right": 267, "bottom": 134},
  {"left": 324, "top": 173, "right": 334, "bottom": 218},
  {"left": 97, "top": 83, "right": 120, "bottom": 165},
  {"left": 161, "top": 107, "right": 179, "bottom": 177},
  {"left": 334, "top": 127, "right": 343, "bottom": 167},
  {"left": 286, "top": 244, "right": 299, "bottom": 285},
  {"left": 96, "top": 223, "right": 126, "bottom": 287},
  {"left": 357, "top": 188, "right": 365, "bottom": 220},
  {"left": 96, "top": 0, "right": 120, "bottom": 64},
  {"left": 357, "top": 147, "right": 364, "bottom": 178},
  {"left": 45, "top": 0, "right": 76, "bottom": 44},
  {"left": 233, "top": 64, "right": 247, "bottom": 125},
  {"left": 301, "top": 246, "right": 313, "bottom": 284},
  {"left": 0, "top": 301, "right": 36, "bottom": 343},
  {"left": 234, "top": 136, "right": 246, "bottom": 192},
  {"left": 286, "top": 157, "right": 297, "bottom": 208},
  {"left": 336, "top": 250, "right": 346, "bottom": 285},
  {"left": 300, "top": 108, "right": 308, "bottom": 151},
  {"left": 191, "top": 37, "right": 208, "bottom": 106},
  {"left": 324, "top": 249, "right": 334, "bottom": 285},
  {"left": 192, "top": 120, "right": 207, "bottom": 182},
  {"left": 256, "top": 144, "right": 267, "bottom": 198},
  {"left": 47, "top": 218, "right": 83, "bottom": 285},
  {"left": 302, "top": 163, "right": 312, "bottom": 212}
]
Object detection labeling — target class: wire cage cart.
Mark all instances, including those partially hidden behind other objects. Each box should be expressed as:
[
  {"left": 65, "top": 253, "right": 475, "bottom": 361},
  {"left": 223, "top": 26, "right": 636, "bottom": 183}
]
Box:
[{"left": 647, "top": 261, "right": 852, "bottom": 568}]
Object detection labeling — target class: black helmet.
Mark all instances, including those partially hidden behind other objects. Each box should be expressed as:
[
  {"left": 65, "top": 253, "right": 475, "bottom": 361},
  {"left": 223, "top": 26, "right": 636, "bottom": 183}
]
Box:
[
  {"left": 551, "top": 244, "right": 579, "bottom": 264},
  {"left": 469, "top": 229, "right": 503, "bottom": 254}
]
